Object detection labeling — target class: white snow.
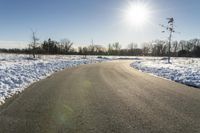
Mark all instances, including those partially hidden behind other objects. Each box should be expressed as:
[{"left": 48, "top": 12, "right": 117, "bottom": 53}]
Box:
[
  {"left": 0, "top": 54, "right": 109, "bottom": 104},
  {"left": 131, "top": 57, "right": 200, "bottom": 88},
  {"left": 1, "top": 54, "right": 198, "bottom": 104}
]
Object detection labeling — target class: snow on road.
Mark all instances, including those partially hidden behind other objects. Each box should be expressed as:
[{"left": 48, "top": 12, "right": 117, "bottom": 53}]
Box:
[
  {"left": 131, "top": 57, "right": 200, "bottom": 88},
  {"left": 0, "top": 54, "right": 108, "bottom": 104}
]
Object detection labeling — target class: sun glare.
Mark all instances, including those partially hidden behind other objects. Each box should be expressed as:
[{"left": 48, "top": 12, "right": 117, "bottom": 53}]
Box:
[{"left": 124, "top": 1, "right": 150, "bottom": 27}]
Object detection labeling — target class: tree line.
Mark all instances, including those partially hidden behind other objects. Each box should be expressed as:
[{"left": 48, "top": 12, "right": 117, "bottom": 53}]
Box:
[
  {"left": 141, "top": 38, "right": 200, "bottom": 57},
  {"left": 1, "top": 38, "right": 200, "bottom": 58}
]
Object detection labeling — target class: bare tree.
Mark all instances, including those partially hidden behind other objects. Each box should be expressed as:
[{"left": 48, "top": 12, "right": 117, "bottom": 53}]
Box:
[
  {"left": 151, "top": 40, "right": 167, "bottom": 56},
  {"left": 30, "top": 31, "right": 39, "bottom": 58},
  {"left": 179, "top": 40, "right": 187, "bottom": 51},
  {"left": 172, "top": 41, "right": 178, "bottom": 56},
  {"left": 112, "top": 42, "right": 121, "bottom": 50},
  {"left": 128, "top": 43, "right": 137, "bottom": 55},
  {"left": 185, "top": 40, "right": 194, "bottom": 54},
  {"left": 88, "top": 45, "right": 95, "bottom": 54},
  {"left": 142, "top": 42, "right": 151, "bottom": 56},
  {"left": 160, "top": 17, "right": 177, "bottom": 63},
  {"left": 108, "top": 44, "right": 113, "bottom": 55},
  {"left": 82, "top": 47, "right": 88, "bottom": 58},
  {"left": 112, "top": 42, "right": 121, "bottom": 55},
  {"left": 60, "top": 39, "right": 73, "bottom": 54}
]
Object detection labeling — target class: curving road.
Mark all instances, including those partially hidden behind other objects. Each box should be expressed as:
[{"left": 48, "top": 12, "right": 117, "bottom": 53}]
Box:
[{"left": 0, "top": 60, "right": 200, "bottom": 133}]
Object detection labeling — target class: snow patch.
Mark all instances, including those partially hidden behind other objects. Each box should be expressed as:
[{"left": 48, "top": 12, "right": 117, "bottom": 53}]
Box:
[
  {"left": 0, "top": 54, "right": 109, "bottom": 104},
  {"left": 131, "top": 57, "right": 200, "bottom": 88}
]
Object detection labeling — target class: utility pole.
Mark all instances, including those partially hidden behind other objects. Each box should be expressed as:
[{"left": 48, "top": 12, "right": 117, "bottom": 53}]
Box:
[{"left": 160, "top": 17, "right": 175, "bottom": 63}]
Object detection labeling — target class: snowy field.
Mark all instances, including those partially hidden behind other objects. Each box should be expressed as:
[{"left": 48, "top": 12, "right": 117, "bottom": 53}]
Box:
[
  {"left": 0, "top": 54, "right": 108, "bottom": 104},
  {"left": 1, "top": 54, "right": 199, "bottom": 105},
  {"left": 131, "top": 57, "right": 200, "bottom": 88}
]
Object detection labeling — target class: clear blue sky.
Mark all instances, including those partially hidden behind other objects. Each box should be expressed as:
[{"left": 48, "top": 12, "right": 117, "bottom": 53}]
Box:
[{"left": 0, "top": 0, "right": 199, "bottom": 48}]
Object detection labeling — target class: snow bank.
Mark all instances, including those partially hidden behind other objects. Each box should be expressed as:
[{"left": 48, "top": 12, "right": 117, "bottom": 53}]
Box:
[
  {"left": 131, "top": 57, "right": 200, "bottom": 88},
  {"left": 0, "top": 54, "right": 108, "bottom": 104}
]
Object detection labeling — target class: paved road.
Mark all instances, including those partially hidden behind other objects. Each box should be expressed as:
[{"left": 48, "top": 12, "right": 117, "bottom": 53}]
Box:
[{"left": 0, "top": 60, "right": 200, "bottom": 133}]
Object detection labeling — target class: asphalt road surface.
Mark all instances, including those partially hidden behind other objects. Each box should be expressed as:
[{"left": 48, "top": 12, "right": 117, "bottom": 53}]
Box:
[{"left": 0, "top": 60, "right": 200, "bottom": 133}]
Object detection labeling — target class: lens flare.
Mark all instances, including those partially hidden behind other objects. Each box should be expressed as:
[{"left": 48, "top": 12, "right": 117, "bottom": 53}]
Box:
[{"left": 123, "top": 1, "right": 151, "bottom": 27}]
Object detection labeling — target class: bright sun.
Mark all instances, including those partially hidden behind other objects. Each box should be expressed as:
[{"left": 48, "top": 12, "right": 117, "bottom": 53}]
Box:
[{"left": 124, "top": 2, "right": 150, "bottom": 27}]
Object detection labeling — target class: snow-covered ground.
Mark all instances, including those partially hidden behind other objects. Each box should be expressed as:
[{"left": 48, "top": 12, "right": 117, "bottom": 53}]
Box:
[
  {"left": 0, "top": 54, "right": 108, "bottom": 104},
  {"left": 1, "top": 54, "right": 199, "bottom": 104},
  {"left": 131, "top": 57, "right": 200, "bottom": 88}
]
